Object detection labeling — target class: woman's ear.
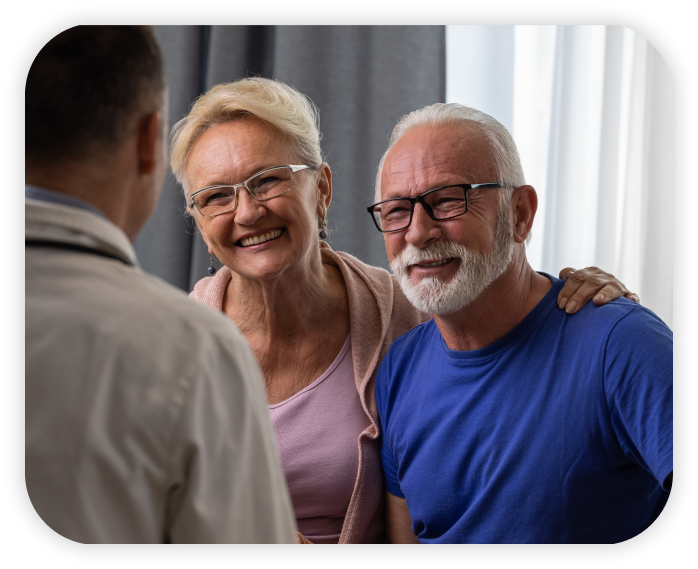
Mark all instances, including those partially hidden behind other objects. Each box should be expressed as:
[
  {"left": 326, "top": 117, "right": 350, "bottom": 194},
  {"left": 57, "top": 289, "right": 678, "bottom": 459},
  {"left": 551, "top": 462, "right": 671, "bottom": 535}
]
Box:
[
  {"left": 512, "top": 185, "right": 537, "bottom": 244},
  {"left": 316, "top": 163, "right": 333, "bottom": 219},
  {"left": 191, "top": 211, "right": 214, "bottom": 255},
  {"left": 201, "top": 231, "right": 214, "bottom": 255}
]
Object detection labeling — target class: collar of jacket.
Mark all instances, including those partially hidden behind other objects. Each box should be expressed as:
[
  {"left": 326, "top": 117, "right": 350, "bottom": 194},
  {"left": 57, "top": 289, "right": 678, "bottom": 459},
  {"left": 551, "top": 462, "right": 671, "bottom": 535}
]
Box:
[{"left": 25, "top": 199, "right": 139, "bottom": 268}]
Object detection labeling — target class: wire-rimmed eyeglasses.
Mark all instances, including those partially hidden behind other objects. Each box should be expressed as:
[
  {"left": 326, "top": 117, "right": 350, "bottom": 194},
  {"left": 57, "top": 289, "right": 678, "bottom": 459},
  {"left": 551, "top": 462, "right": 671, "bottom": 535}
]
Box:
[
  {"left": 366, "top": 183, "right": 510, "bottom": 233},
  {"left": 187, "top": 164, "right": 311, "bottom": 218}
]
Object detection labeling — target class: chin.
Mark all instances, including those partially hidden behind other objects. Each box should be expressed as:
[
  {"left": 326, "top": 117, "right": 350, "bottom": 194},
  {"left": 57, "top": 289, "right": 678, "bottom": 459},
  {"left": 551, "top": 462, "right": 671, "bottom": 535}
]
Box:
[
  {"left": 392, "top": 227, "right": 514, "bottom": 316},
  {"left": 234, "top": 261, "right": 289, "bottom": 282},
  {"left": 400, "top": 270, "right": 485, "bottom": 315},
  {"left": 231, "top": 248, "right": 301, "bottom": 282}
]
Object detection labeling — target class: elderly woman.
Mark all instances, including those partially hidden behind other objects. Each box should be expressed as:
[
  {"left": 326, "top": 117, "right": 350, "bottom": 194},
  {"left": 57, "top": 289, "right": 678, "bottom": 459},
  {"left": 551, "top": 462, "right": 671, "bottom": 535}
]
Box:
[{"left": 169, "top": 78, "right": 637, "bottom": 544}]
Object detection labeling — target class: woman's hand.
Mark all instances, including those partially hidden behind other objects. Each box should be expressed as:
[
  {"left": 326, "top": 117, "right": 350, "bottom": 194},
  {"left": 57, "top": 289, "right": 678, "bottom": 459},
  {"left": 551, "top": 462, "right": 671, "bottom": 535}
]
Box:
[
  {"left": 557, "top": 267, "right": 640, "bottom": 315},
  {"left": 295, "top": 531, "right": 313, "bottom": 544}
]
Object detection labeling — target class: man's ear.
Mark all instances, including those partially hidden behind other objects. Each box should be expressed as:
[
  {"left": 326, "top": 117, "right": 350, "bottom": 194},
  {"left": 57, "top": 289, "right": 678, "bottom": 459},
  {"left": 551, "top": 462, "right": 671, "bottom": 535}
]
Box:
[
  {"left": 137, "top": 110, "right": 162, "bottom": 176},
  {"left": 512, "top": 185, "right": 537, "bottom": 244},
  {"left": 315, "top": 163, "right": 333, "bottom": 219}
]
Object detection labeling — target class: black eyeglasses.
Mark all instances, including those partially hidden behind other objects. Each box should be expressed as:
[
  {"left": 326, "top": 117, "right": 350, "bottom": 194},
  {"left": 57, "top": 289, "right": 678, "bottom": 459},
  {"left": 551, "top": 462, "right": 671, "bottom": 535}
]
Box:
[{"left": 367, "top": 183, "right": 509, "bottom": 233}]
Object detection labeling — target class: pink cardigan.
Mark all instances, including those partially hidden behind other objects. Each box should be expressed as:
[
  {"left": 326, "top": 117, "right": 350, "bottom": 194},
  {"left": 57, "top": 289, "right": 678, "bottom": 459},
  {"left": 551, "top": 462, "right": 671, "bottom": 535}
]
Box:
[{"left": 190, "top": 242, "right": 428, "bottom": 543}]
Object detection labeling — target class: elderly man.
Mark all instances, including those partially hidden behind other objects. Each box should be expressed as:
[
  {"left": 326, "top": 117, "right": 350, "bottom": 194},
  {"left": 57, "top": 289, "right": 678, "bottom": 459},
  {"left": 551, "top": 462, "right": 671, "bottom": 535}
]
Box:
[
  {"left": 25, "top": 26, "right": 295, "bottom": 543},
  {"left": 370, "top": 104, "right": 672, "bottom": 543}
]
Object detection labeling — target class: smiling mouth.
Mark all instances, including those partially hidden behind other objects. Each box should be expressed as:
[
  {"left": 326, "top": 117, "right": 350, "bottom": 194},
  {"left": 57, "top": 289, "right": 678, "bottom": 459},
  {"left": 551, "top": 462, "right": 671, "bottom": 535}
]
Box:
[
  {"left": 413, "top": 258, "right": 454, "bottom": 268},
  {"left": 237, "top": 229, "right": 284, "bottom": 248}
]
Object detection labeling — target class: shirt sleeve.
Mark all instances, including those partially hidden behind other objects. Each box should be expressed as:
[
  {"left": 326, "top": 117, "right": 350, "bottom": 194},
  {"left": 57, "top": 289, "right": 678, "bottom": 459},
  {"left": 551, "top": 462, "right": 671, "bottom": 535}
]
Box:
[
  {"left": 376, "top": 355, "right": 405, "bottom": 498},
  {"left": 603, "top": 305, "right": 673, "bottom": 490},
  {"left": 166, "top": 329, "right": 297, "bottom": 543}
]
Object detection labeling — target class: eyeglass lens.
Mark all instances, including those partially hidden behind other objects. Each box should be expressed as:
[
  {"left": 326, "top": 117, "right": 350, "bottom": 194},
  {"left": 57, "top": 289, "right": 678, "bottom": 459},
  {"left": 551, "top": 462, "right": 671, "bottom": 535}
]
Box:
[
  {"left": 193, "top": 166, "right": 294, "bottom": 217},
  {"left": 372, "top": 186, "right": 467, "bottom": 231}
]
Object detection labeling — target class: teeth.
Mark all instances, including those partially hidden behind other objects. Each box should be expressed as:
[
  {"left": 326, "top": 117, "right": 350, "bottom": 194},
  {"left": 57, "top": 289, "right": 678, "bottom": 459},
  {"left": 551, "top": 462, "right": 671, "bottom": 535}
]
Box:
[
  {"left": 240, "top": 229, "right": 282, "bottom": 247},
  {"left": 418, "top": 258, "right": 450, "bottom": 268}
]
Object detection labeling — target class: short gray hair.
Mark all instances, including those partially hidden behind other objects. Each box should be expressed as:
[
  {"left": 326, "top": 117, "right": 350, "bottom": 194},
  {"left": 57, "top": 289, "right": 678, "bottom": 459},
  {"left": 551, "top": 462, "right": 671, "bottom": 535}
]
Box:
[
  {"left": 170, "top": 77, "right": 324, "bottom": 196},
  {"left": 375, "top": 103, "right": 525, "bottom": 205}
]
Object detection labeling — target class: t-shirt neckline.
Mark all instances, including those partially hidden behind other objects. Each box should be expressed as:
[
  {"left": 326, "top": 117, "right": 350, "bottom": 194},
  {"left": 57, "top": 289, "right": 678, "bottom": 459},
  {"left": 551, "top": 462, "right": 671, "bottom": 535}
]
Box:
[
  {"left": 268, "top": 334, "right": 351, "bottom": 409},
  {"left": 439, "top": 273, "right": 562, "bottom": 363}
]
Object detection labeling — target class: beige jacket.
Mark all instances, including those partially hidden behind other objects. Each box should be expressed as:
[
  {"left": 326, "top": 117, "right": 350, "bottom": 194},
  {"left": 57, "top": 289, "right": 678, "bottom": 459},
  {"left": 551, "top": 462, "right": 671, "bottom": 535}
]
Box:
[
  {"left": 190, "top": 241, "right": 429, "bottom": 543},
  {"left": 26, "top": 199, "right": 297, "bottom": 543}
]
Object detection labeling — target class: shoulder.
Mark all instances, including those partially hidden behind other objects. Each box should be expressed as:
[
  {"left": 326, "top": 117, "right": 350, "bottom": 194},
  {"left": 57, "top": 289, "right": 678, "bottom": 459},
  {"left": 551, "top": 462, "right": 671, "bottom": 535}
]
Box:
[
  {"left": 573, "top": 296, "right": 672, "bottom": 347},
  {"left": 115, "top": 273, "right": 260, "bottom": 405},
  {"left": 322, "top": 244, "right": 428, "bottom": 329},
  {"left": 35, "top": 255, "right": 249, "bottom": 376},
  {"left": 557, "top": 297, "right": 673, "bottom": 407},
  {"left": 189, "top": 267, "right": 232, "bottom": 311},
  {"left": 380, "top": 320, "right": 437, "bottom": 374},
  {"left": 600, "top": 301, "right": 672, "bottom": 382},
  {"left": 131, "top": 269, "right": 248, "bottom": 355},
  {"left": 605, "top": 300, "right": 672, "bottom": 339},
  {"left": 535, "top": 291, "right": 673, "bottom": 380},
  {"left": 26, "top": 260, "right": 261, "bottom": 442},
  {"left": 537, "top": 273, "right": 671, "bottom": 342}
]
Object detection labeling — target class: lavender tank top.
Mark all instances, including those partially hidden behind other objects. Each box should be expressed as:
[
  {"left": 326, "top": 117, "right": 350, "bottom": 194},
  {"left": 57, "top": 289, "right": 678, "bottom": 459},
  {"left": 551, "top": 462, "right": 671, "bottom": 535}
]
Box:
[{"left": 268, "top": 335, "right": 369, "bottom": 544}]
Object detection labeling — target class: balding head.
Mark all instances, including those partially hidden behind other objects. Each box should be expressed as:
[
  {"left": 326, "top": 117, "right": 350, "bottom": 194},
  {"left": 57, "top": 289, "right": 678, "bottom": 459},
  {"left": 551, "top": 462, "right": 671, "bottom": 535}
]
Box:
[{"left": 375, "top": 103, "right": 524, "bottom": 206}]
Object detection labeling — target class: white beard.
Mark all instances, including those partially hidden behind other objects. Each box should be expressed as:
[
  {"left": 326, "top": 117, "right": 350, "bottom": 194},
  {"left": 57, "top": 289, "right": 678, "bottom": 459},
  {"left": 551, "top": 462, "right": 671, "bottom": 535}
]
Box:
[{"left": 390, "top": 207, "right": 515, "bottom": 315}]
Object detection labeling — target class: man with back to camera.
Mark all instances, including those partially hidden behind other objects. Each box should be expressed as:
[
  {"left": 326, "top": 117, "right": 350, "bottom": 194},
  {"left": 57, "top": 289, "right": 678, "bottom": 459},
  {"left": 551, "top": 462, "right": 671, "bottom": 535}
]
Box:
[
  {"left": 369, "top": 103, "right": 673, "bottom": 543},
  {"left": 25, "top": 25, "right": 296, "bottom": 543}
]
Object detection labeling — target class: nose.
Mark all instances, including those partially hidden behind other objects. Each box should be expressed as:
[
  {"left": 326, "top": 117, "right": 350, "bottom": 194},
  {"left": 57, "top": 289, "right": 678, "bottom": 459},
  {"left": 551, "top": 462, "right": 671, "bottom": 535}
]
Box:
[
  {"left": 403, "top": 201, "right": 442, "bottom": 248},
  {"left": 233, "top": 186, "right": 266, "bottom": 225}
]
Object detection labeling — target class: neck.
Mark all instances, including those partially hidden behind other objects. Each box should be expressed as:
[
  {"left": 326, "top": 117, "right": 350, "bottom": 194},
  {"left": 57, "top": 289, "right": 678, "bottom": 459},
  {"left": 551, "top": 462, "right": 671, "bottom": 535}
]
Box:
[
  {"left": 28, "top": 164, "right": 128, "bottom": 229},
  {"left": 25, "top": 133, "right": 146, "bottom": 241},
  {"left": 224, "top": 250, "right": 346, "bottom": 342},
  {"left": 432, "top": 249, "right": 551, "bottom": 351},
  {"left": 221, "top": 247, "right": 349, "bottom": 404}
]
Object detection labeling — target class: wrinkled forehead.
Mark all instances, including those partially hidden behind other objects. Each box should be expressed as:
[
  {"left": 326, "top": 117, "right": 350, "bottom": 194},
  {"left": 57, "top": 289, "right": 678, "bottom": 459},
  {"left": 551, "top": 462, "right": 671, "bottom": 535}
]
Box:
[
  {"left": 382, "top": 123, "right": 498, "bottom": 196},
  {"left": 184, "top": 117, "right": 300, "bottom": 196}
]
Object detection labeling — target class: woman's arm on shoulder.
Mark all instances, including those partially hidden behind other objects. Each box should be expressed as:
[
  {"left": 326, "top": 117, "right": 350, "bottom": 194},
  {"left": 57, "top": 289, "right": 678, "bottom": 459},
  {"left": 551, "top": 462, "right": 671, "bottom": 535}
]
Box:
[{"left": 557, "top": 266, "right": 640, "bottom": 315}]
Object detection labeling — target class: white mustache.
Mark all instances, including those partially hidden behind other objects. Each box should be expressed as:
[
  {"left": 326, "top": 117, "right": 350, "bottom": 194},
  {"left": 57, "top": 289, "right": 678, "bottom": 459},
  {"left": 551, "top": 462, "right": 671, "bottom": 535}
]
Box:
[{"left": 391, "top": 241, "right": 467, "bottom": 275}]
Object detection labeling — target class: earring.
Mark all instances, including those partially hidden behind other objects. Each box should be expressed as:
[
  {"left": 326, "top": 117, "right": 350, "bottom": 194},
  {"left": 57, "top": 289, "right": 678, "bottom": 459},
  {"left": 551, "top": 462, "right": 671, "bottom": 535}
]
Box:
[
  {"left": 319, "top": 218, "right": 328, "bottom": 240},
  {"left": 207, "top": 254, "right": 217, "bottom": 276}
]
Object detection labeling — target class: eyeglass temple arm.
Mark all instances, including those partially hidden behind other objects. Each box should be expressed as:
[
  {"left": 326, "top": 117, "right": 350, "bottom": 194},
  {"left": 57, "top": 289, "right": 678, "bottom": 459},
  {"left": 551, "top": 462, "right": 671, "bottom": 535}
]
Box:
[{"left": 471, "top": 182, "right": 512, "bottom": 189}]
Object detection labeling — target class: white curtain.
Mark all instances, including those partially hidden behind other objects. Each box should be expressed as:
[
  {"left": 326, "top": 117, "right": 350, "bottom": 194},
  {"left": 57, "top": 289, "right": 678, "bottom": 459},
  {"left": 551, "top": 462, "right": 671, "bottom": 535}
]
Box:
[{"left": 446, "top": 25, "right": 673, "bottom": 328}]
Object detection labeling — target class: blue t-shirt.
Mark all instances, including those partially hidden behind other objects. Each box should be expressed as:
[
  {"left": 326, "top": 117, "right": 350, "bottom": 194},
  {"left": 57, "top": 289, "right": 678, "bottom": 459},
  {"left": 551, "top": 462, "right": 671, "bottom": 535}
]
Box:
[{"left": 377, "top": 275, "right": 672, "bottom": 543}]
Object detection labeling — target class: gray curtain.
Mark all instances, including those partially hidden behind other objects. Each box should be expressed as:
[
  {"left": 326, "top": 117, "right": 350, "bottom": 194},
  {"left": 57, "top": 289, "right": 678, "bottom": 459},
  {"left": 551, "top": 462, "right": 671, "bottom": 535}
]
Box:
[{"left": 134, "top": 26, "right": 445, "bottom": 292}]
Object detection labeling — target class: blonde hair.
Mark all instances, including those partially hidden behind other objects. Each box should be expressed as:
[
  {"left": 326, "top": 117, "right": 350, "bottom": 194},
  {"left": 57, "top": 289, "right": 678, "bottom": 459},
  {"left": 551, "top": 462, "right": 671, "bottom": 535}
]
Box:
[
  {"left": 170, "top": 77, "right": 323, "bottom": 195},
  {"left": 374, "top": 103, "right": 525, "bottom": 205}
]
